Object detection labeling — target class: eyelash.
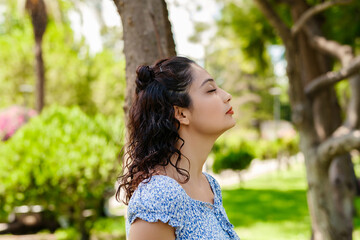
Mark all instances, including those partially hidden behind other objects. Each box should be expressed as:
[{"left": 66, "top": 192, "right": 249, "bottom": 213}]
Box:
[{"left": 208, "top": 89, "right": 217, "bottom": 93}]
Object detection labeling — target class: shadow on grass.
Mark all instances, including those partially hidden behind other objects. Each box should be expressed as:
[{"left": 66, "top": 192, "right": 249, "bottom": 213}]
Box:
[{"left": 222, "top": 188, "right": 309, "bottom": 228}]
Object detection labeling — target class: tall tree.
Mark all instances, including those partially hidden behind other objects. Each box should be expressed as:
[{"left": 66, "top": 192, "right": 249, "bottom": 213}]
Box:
[
  {"left": 112, "top": 0, "right": 176, "bottom": 118},
  {"left": 249, "top": 0, "right": 360, "bottom": 239},
  {"left": 25, "top": 0, "right": 47, "bottom": 113}
]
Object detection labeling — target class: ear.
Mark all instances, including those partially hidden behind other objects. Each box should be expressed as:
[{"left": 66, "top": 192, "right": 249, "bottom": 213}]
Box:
[{"left": 173, "top": 106, "right": 190, "bottom": 126}]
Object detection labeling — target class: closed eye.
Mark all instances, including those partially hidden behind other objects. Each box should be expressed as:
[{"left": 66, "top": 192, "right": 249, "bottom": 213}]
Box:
[{"left": 208, "top": 89, "right": 217, "bottom": 93}]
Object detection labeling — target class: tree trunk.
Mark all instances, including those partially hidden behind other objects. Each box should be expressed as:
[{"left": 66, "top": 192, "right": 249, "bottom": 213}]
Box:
[
  {"left": 35, "top": 37, "right": 45, "bottom": 113},
  {"left": 113, "top": 0, "right": 176, "bottom": 119},
  {"left": 112, "top": 0, "right": 176, "bottom": 206},
  {"left": 26, "top": 0, "right": 47, "bottom": 113},
  {"left": 292, "top": 4, "right": 354, "bottom": 238},
  {"left": 253, "top": 0, "right": 358, "bottom": 239}
]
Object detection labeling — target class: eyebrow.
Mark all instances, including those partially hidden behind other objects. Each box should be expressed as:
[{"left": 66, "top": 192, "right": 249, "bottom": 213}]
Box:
[{"left": 200, "top": 78, "right": 215, "bottom": 88}]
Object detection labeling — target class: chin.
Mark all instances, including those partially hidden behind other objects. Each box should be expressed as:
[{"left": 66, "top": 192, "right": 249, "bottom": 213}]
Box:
[
  {"left": 218, "top": 122, "right": 236, "bottom": 135},
  {"left": 227, "top": 118, "right": 236, "bottom": 128},
  {"left": 226, "top": 122, "right": 236, "bottom": 131}
]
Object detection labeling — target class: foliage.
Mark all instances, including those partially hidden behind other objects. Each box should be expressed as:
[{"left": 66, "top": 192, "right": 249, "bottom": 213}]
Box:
[
  {"left": 216, "top": 0, "right": 279, "bottom": 75},
  {"left": 90, "top": 217, "right": 126, "bottom": 240},
  {"left": 43, "top": 21, "right": 126, "bottom": 117},
  {"left": 321, "top": 1, "right": 360, "bottom": 49},
  {"left": 212, "top": 134, "right": 300, "bottom": 174},
  {"left": 55, "top": 227, "right": 81, "bottom": 240},
  {"left": 210, "top": 0, "right": 359, "bottom": 132},
  {"left": 54, "top": 217, "right": 126, "bottom": 240},
  {"left": 212, "top": 141, "right": 254, "bottom": 173},
  {"left": 253, "top": 136, "right": 300, "bottom": 160},
  {"left": 0, "top": 3, "right": 34, "bottom": 108},
  {"left": 0, "top": 105, "right": 124, "bottom": 231},
  {"left": 0, "top": 2, "right": 126, "bottom": 117},
  {"left": 202, "top": 0, "right": 292, "bottom": 129}
]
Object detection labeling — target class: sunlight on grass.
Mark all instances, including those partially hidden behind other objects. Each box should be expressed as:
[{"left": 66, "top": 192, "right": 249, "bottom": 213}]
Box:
[
  {"left": 234, "top": 221, "right": 310, "bottom": 240},
  {"left": 222, "top": 162, "right": 360, "bottom": 240}
]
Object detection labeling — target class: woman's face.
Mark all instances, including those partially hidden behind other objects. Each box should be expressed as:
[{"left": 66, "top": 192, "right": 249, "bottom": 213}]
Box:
[{"left": 185, "top": 64, "right": 236, "bottom": 136}]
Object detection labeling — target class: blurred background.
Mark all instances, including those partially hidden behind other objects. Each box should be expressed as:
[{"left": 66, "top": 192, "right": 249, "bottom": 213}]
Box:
[{"left": 0, "top": 0, "right": 359, "bottom": 239}]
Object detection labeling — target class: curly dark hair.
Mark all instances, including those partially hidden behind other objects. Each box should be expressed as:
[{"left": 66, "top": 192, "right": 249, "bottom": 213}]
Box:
[{"left": 116, "top": 56, "right": 196, "bottom": 204}]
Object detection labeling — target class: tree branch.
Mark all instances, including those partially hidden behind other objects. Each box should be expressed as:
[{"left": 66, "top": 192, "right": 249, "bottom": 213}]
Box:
[
  {"left": 308, "top": 35, "right": 353, "bottom": 63},
  {"left": 318, "top": 130, "right": 360, "bottom": 165},
  {"left": 305, "top": 56, "right": 360, "bottom": 95},
  {"left": 253, "top": 0, "right": 292, "bottom": 43},
  {"left": 292, "top": 0, "right": 353, "bottom": 35}
]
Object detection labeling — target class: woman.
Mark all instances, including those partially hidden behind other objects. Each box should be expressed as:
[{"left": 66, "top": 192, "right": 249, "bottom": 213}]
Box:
[{"left": 116, "top": 56, "right": 240, "bottom": 240}]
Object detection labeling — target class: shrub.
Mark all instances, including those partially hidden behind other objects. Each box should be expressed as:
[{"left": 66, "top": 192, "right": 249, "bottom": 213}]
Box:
[
  {"left": 212, "top": 141, "right": 254, "bottom": 173},
  {"left": 210, "top": 134, "right": 300, "bottom": 174},
  {"left": 0, "top": 105, "right": 124, "bottom": 236},
  {"left": 90, "top": 217, "right": 126, "bottom": 240},
  {"left": 253, "top": 136, "right": 300, "bottom": 160},
  {"left": 55, "top": 227, "right": 81, "bottom": 240},
  {"left": 253, "top": 139, "right": 282, "bottom": 159}
]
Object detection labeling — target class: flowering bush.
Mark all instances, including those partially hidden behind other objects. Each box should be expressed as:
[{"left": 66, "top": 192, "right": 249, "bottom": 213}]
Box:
[{"left": 0, "top": 106, "right": 37, "bottom": 141}]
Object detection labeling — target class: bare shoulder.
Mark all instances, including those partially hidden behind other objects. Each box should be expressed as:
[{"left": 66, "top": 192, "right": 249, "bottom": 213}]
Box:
[{"left": 128, "top": 218, "right": 176, "bottom": 240}]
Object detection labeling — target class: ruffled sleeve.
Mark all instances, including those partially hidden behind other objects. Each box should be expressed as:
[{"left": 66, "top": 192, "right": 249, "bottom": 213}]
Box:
[{"left": 127, "top": 175, "right": 187, "bottom": 232}]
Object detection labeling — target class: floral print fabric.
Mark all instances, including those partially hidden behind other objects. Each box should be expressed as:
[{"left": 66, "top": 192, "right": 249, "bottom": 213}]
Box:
[{"left": 125, "top": 172, "right": 240, "bottom": 240}]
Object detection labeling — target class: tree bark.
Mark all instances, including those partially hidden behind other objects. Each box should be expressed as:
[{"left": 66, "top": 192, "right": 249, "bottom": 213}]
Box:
[
  {"left": 112, "top": 0, "right": 176, "bottom": 119},
  {"left": 253, "top": 0, "right": 360, "bottom": 239},
  {"left": 26, "top": 0, "right": 47, "bottom": 113},
  {"left": 34, "top": 37, "right": 45, "bottom": 113}
]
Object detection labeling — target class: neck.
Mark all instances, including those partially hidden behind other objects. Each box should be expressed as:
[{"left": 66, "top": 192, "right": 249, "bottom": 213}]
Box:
[{"left": 166, "top": 127, "right": 220, "bottom": 182}]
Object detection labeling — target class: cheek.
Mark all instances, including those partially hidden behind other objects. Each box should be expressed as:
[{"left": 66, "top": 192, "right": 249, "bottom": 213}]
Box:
[{"left": 192, "top": 98, "right": 223, "bottom": 122}]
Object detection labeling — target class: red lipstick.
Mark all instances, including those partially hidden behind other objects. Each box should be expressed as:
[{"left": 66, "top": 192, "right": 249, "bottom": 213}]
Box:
[{"left": 226, "top": 107, "right": 234, "bottom": 115}]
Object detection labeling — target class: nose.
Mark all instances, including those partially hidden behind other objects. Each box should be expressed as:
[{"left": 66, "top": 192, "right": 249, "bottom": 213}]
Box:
[{"left": 224, "top": 90, "right": 232, "bottom": 103}]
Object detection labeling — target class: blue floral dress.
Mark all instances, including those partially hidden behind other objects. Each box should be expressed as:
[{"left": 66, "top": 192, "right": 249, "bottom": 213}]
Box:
[{"left": 125, "top": 172, "right": 240, "bottom": 239}]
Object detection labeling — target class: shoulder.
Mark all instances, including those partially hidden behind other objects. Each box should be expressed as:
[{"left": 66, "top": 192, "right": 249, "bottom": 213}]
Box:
[
  {"left": 127, "top": 175, "right": 188, "bottom": 225},
  {"left": 131, "top": 175, "right": 185, "bottom": 206},
  {"left": 203, "top": 171, "right": 219, "bottom": 186},
  {"left": 203, "top": 172, "right": 222, "bottom": 199}
]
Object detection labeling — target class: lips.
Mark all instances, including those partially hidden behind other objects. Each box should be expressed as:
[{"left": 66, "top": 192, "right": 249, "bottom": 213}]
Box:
[{"left": 226, "top": 107, "right": 234, "bottom": 114}]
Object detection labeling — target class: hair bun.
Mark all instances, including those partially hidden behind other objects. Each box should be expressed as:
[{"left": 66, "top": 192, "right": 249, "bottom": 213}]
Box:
[{"left": 136, "top": 65, "right": 155, "bottom": 92}]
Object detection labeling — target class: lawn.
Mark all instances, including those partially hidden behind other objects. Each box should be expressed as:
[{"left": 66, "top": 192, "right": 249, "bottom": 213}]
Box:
[{"left": 222, "top": 162, "right": 360, "bottom": 240}]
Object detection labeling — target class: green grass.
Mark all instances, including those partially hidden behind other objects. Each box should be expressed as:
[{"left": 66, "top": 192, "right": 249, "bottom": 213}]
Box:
[{"left": 222, "top": 163, "right": 360, "bottom": 240}]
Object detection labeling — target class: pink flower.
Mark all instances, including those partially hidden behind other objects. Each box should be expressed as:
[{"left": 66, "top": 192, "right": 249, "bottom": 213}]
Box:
[{"left": 0, "top": 105, "right": 38, "bottom": 141}]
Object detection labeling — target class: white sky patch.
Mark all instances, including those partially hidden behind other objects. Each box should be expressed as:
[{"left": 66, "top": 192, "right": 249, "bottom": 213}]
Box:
[
  {"left": 167, "top": 0, "right": 219, "bottom": 63},
  {"left": 102, "top": 0, "right": 122, "bottom": 28},
  {"left": 268, "top": 45, "right": 287, "bottom": 79},
  {"left": 69, "top": 0, "right": 219, "bottom": 59},
  {"left": 68, "top": 2, "right": 103, "bottom": 54},
  {"left": 168, "top": 4, "right": 195, "bottom": 57},
  {"left": 0, "top": 5, "right": 7, "bottom": 24},
  {"left": 68, "top": 10, "right": 81, "bottom": 41}
]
